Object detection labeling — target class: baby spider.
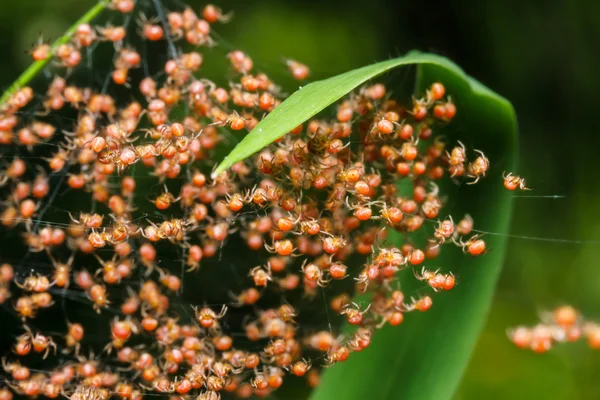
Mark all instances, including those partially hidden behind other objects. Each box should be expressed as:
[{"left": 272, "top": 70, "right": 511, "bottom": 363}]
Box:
[
  {"left": 65, "top": 322, "right": 84, "bottom": 355},
  {"left": 66, "top": 386, "right": 110, "bottom": 400},
  {"left": 405, "top": 295, "right": 433, "bottom": 312},
  {"left": 15, "top": 273, "right": 53, "bottom": 293},
  {"left": 138, "top": 220, "right": 163, "bottom": 243},
  {"left": 285, "top": 58, "right": 310, "bottom": 81},
  {"left": 249, "top": 264, "right": 273, "bottom": 287},
  {"left": 349, "top": 327, "right": 373, "bottom": 352},
  {"left": 454, "top": 234, "right": 487, "bottom": 256},
  {"left": 503, "top": 172, "right": 531, "bottom": 191},
  {"left": 298, "top": 218, "right": 322, "bottom": 236},
  {"left": 17, "top": 325, "right": 57, "bottom": 359},
  {"left": 212, "top": 110, "right": 246, "bottom": 131},
  {"left": 340, "top": 302, "right": 371, "bottom": 325},
  {"left": 413, "top": 267, "right": 439, "bottom": 282},
  {"left": 306, "top": 128, "right": 346, "bottom": 155},
  {"left": 152, "top": 185, "right": 181, "bottom": 210},
  {"left": 203, "top": 4, "right": 233, "bottom": 23},
  {"left": 96, "top": 24, "right": 126, "bottom": 48},
  {"left": 325, "top": 344, "right": 351, "bottom": 366},
  {"left": 185, "top": 244, "right": 204, "bottom": 272},
  {"left": 265, "top": 239, "right": 296, "bottom": 257},
  {"left": 275, "top": 214, "right": 300, "bottom": 232},
  {"left": 289, "top": 358, "right": 312, "bottom": 376},
  {"left": 2, "top": 358, "right": 30, "bottom": 381},
  {"left": 87, "top": 283, "right": 110, "bottom": 313},
  {"left": 137, "top": 13, "right": 164, "bottom": 41},
  {"left": 301, "top": 260, "right": 331, "bottom": 287},
  {"left": 551, "top": 305, "right": 579, "bottom": 329},
  {"left": 14, "top": 296, "right": 37, "bottom": 320},
  {"left": 47, "top": 250, "right": 75, "bottom": 288},
  {"left": 278, "top": 303, "right": 297, "bottom": 322},
  {"left": 378, "top": 203, "right": 404, "bottom": 224},
  {"left": 225, "top": 191, "right": 251, "bottom": 212},
  {"left": 369, "top": 114, "right": 401, "bottom": 137},
  {"left": 258, "top": 154, "right": 285, "bottom": 176},
  {"left": 507, "top": 326, "right": 533, "bottom": 349},
  {"left": 373, "top": 246, "right": 406, "bottom": 269},
  {"left": 69, "top": 212, "right": 103, "bottom": 229},
  {"left": 454, "top": 214, "right": 474, "bottom": 237},
  {"left": 433, "top": 217, "right": 455, "bottom": 244},
  {"left": 93, "top": 253, "right": 122, "bottom": 285},
  {"left": 466, "top": 149, "right": 489, "bottom": 184},
  {"left": 229, "top": 287, "right": 261, "bottom": 307},
  {"left": 193, "top": 305, "right": 228, "bottom": 329},
  {"left": 321, "top": 234, "right": 348, "bottom": 255},
  {"left": 446, "top": 141, "right": 466, "bottom": 167},
  {"left": 159, "top": 218, "right": 190, "bottom": 241},
  {"left": 345, "top": 197, "right": 375, "bottom": 221},
  {"left": 29, "top": 35, "right": 51, "bottom": 61},
  {"left": 249, "top": 185, "right": 270, "bottom": 207},
  {"left": 414, "top": 267, "right": 456, "bottom": 291}
]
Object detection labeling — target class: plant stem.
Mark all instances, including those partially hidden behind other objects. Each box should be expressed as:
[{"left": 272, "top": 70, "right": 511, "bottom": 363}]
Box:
[{"left": 0, "top": 1, "right": 107, "bottom": 106}]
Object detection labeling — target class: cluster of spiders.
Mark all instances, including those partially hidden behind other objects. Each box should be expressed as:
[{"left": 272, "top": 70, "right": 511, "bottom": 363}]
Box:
[
  {"left": 0, "top": 1, "right": 499, "bottom": 399},
  {"left": 508, "top": 305, "right": 600, "bottom": 353}
]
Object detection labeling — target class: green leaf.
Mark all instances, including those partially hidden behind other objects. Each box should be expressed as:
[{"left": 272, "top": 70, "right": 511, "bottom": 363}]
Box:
[
  {"left": 309, "top": 54, "right": 518, "bottom": 400},
  {"left": 213, "top": 51, "right": 508, "bottom": 177}
]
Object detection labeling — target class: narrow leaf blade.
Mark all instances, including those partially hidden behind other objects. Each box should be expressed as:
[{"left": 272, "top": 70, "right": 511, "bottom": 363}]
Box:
[{"left": 214, "top": 52, "right": 474, "bottom": 177}]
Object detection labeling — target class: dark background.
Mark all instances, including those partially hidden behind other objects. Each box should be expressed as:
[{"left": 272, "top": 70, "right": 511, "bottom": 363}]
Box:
[{"left": 1, "top": 0, "right": 600, "bottom": 398}]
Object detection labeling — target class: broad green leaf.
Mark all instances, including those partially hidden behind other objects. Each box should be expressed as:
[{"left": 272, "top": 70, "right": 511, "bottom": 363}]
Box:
[{"left": 309, "top": 55, "right": 517, "bottom": 400}]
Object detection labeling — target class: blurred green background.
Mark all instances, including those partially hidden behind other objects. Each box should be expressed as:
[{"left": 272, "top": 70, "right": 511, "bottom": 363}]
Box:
[{"left": 2, "top": 0, "right": 600, "bottom": 398}]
